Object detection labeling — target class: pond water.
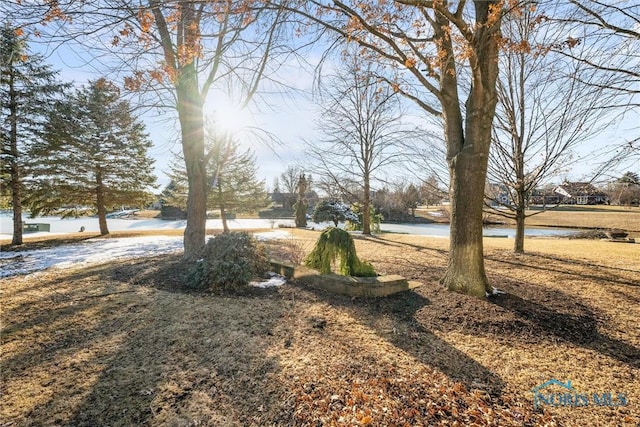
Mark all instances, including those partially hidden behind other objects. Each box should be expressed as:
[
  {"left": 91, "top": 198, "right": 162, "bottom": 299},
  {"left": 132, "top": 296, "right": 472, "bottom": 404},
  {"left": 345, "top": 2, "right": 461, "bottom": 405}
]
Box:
[
  {"left": 0, "top": 214, "right": 577, "bottom": 239},
  {"left": 380, "top": 222, "right": 575, "bottom": 238}
]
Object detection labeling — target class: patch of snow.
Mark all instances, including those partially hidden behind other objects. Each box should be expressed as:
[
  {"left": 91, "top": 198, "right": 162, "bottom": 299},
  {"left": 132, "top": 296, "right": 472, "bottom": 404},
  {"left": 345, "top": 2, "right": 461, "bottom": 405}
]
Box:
[
  {"left": 253, "top": 230, "right": 291, "bottom": 241},
  {"left": 0, "top": 236, "right": 183, "bottom": 278},
  {"left": 106, "top": 209, "right": 139, "bottom": 218},
  {"left": 0, "top": 229, "right": 297, "bottom": 279},
  {"left": 486, "top": 287, "right": 506, "bottom": 297},
  {"left": 250, "top": 272, "right": 287, "bottom": 288}
]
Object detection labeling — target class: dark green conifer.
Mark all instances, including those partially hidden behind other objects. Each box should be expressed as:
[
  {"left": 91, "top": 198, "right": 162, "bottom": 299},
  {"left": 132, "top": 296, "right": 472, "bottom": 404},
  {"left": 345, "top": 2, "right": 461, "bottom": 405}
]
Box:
[
  {"left": 28, "top": 78, "right": 156, "bottom": 235},
  {"left": 1, "top": 24, "right": 68, "bottom": 244}
]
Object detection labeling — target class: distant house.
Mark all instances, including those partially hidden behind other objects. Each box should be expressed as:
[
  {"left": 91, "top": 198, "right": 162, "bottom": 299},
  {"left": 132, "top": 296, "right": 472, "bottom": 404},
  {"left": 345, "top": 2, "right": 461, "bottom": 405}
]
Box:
[
  {"left": 530, "top": 188, "right": 561, "bottom": 205},
  {"left": 551, "top": 182, "right": 608, "bottom": 205},
  {"left": 485, "top": 183, "right": 512, "bottom": 207}
]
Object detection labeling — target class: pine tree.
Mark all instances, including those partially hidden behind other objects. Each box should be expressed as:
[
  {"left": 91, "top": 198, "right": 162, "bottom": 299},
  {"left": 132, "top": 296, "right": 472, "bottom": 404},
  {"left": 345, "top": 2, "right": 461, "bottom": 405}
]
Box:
[
  {"left": 0, "top": 24, "right": 68, "bottom": 245},
  {"left": 161, "top": 157, "right": 189, "bottom": 209},
  {"left": 165, "top": 131, "right": 268, "bottom": 232},
  {"left": 208, "top": 135, "right": 268, "bottom": 232},
  {"left": 28, "top": 78, "right": 156, "bottom": 235}
]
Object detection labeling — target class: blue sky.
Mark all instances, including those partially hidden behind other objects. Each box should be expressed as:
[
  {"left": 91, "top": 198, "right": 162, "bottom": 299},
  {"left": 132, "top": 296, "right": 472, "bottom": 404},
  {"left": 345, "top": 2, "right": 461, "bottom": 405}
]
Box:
[
  {"left": 29, "top": 28, "right": 639, "bottom": 193},
  {"left": 32, "top": 38, "right": 321, "bottom": 191}
]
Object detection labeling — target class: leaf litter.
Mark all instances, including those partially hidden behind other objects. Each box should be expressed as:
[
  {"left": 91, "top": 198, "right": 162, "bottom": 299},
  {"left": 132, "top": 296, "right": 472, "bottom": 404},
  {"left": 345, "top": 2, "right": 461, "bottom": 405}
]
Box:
[{"left": 1, "top": 230, "right": 639, "bottom": 426}]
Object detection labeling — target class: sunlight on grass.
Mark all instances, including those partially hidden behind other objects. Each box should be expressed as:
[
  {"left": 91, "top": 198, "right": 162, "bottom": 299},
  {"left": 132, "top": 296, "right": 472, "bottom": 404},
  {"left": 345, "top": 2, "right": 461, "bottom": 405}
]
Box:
[{"left": 1, "top": 230, "right": 638, "bottom": 426}]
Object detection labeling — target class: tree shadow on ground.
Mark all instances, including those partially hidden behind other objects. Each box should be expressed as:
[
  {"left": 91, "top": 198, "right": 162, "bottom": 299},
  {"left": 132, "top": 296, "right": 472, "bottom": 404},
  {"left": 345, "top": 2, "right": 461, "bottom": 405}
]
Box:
[
  {"left": 523, "top": 252, "right": 640, "bottom": 275},
  {"left": 2, "top": 258, "right": 295, "bottom": 426},
  {"left": 0, "top": 234, "right": 101, "bottom": 252},
  {"left": 485, "top": 255, "right": 639, "bottom": 287},
  {"left": 299, "top": 284, "right": 507, "bottom": 397},
  {"left": 357, "top": 234, "right": 449, "bottom": 256},
  {"left": 485, "top": 278, "right": 639, "bottom": 369},
  {"left": 364, "top": 238, "right": 639, "bottom": 360},
  {"left": 369, "top": 238, "right": 640, "bottom": 369}
]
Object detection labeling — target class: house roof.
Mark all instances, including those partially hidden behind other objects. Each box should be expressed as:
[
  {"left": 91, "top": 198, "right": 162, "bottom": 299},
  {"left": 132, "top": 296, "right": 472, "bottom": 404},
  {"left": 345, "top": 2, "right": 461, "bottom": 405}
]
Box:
[{"left": 558, "top": 182, "right": 606, "bottom": 197}]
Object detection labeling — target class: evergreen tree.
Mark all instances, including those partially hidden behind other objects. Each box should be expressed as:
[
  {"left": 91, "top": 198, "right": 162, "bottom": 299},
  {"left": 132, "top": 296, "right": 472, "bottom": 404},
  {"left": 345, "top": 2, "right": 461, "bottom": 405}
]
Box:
[
  {"left": 208, "top": 135, "right": 268, "bottom": 232},
  {"left": 165, "top": 131, "right": 268, "bottom": 232},
  {"left": 403, "top": 184, "right": 421, "bottom": 217},
  {"left": 614, "top": 171, "right": 640, "bottom": 206},
  {"left": 619, "top": 172, "right": 640, "bottom": 186},
  {"left": 294, "top": 173, "right": 308, "bottom": 228},
  {"left": 0, "top": 24, "right": 68, "bottom": 245},
  {"left": 28, "top": 78, "right": 156, "bottom": 235},
  {"left": 160, "top": 157, "right": 189, "bottom": 209},
  {"left": 312, "top": 200, "right": 357, "bottom": 227}
]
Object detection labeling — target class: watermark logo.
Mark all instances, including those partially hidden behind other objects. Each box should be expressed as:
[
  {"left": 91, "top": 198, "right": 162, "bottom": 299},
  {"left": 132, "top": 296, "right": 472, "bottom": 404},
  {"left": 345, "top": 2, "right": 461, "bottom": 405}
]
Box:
[{"left": 531, "top": 379, "right": 628, "bottom": 409}]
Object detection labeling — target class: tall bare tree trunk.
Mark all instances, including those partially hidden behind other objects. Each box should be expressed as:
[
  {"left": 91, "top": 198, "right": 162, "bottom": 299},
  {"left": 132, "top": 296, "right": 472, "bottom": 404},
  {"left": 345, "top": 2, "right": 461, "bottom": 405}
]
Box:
[
  {"left": 9, "top": 68, "right": 23, "bottom": 246},
  {"left": 177, "top": 63, "right": 207, "bottom": 260},
  {"left": 438, "top": 1, "right": 500, "bottom": 297},
  {"left": 95, "top": 169, "right": 109, "bottom": 236},
  {"left": 514, "top": 206, "right": 525, "bottom": 253},
  {"left": 218, "top": 184, "right": 229, "bottom": 233},
  {"left": 441, "top": 143, "right": 492, "bottom": 297},
  {"left": 220, "top": 207, "right": 229, "bottom": 233},
  {"left": 362, "top": 174, "right": 371, "bottom": 235},
  {"left": 514, "top": 180, "right": 526, "bottom": 253}
]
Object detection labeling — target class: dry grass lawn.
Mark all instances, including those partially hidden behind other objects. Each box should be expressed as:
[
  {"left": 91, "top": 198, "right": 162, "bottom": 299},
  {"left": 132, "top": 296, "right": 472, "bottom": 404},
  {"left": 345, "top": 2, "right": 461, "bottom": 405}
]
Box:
[
  {"left": 417, "top": 205, "right": 640, "bottom": 237},
  {"left": 521, "top": 206, "right": 640, "bottom": 235},
  {"left": 1, "top": 229, "right": 639, "bottom": 426}
]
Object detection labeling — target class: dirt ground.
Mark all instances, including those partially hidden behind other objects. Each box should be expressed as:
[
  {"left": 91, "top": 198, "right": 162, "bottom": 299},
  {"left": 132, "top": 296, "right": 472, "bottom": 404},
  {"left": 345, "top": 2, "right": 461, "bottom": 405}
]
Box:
[{"left": 1, "top": 230, "right": 638, "bottom": 426}]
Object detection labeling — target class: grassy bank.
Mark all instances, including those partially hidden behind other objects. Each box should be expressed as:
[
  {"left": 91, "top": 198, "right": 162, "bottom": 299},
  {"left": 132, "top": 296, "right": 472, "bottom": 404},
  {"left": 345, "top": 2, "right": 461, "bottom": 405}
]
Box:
[
  {"left": 521, "top": 205, "right": 640, "bottom": 234},
  {"left": 416, "top": 205, "right": 640, "bottom": 237}
]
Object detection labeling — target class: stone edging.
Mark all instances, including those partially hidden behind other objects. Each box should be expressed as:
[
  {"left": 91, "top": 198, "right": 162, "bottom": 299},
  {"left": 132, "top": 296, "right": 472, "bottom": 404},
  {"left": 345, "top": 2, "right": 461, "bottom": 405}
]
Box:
[{"left": 270, "top": 260, "right": 422, "bottom": 297}]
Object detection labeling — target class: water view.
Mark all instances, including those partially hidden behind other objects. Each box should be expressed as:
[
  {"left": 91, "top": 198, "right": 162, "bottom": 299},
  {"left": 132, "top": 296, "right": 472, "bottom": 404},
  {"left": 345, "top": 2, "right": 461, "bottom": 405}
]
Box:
[{"left": 0, "top": 214, "right": 577, "bottom": 239}]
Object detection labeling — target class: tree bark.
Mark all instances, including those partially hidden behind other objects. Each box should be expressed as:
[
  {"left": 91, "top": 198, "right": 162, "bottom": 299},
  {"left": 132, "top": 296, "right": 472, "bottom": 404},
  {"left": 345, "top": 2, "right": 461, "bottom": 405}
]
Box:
[
  {"left": 438, "top": 0, "right": 500, "bottom": 297},
  {"left": 177, "top": 63, "right": 207, "bottom": 260},
  {"left": 218, "top": 184, "right": 229, "bottom": 233},
  {"left": 220, "top": 207, "right": 229, "bottom": 233},
  {"left": 150, "top": 0, "right": 207, "bottom": 260},
  {"left": 10, "top": 168, "right": 22, "bottom": 246},
  {"left": 362, "top": 174, "right": 371, "bottom": 235},
  {"left": 514, "top": 183, "right": 526, "bottom": 253},
  {"left": 9, "top": 66, "right": 22, "bottom": 246},
  {"left": 441, "top": 148, "right": 491, "bottom": 297},
  {"left": 514, "top": 206, "right": 525, "bottom": 254},
  {"left": 95, "top": 169, "right": 109, "bottom": 235},
  {"left": 295, "top": 174, "right": 308, "bottom": 228}
]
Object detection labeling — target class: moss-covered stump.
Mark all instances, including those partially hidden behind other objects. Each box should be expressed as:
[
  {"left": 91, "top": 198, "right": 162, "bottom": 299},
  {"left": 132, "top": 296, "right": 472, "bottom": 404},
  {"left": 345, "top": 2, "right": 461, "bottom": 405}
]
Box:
[
  {"left": 270, "top": 260, "right": 421, "bottom": 297},
  {"left": 303, "top": 227, "right": 376, "bottom": 277}
]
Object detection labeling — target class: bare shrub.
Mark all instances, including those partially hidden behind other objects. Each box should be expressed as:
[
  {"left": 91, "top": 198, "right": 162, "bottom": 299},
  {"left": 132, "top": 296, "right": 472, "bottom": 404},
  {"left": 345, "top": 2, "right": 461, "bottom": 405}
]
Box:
[
  {"left": 188, "top": 232, "right": 269, "bottom": 292},
  {"left": 283, "top": 236, "right": 307, "bottom": 265}
]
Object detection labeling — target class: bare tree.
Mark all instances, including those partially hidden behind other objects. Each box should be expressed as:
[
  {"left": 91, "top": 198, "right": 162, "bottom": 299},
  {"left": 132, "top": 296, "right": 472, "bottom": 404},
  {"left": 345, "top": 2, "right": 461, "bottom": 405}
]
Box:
[
  {"left": 420, "top": 174, "right": 447, "bottom": 207},
  {"left": 308, "top": 52, "right": 412, "bottom": 235},
  {"left": 279, "top": 165, "right": 302, "bottom": 194},
  {"left": 290, "top": 0, "right": 506, "bottom": 297},
  {"left": 611, "top": 171, "right": 640, "bottom": 206},
  {"left": 551, "top": 0, "right": 640, "bottom": 176},
  {"left": 3, "top": 0, "right": 299, "bottom": 259},
  {"left": 554, "top": 0, "right": 639, "bottom": 97},
  {"left": 278, "top": 165, "right": 303, "bottom": 209},
  {"left": 487, "top": 6, "right": 622, "bottom": 253}
]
